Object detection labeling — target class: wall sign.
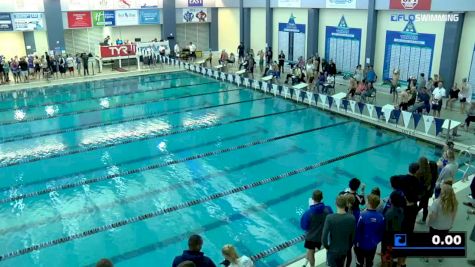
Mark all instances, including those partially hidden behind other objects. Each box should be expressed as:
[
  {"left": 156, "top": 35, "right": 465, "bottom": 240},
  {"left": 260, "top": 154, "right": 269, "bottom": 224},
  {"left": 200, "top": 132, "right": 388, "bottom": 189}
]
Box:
[
  {"left": 325, "top": 16, "right": 361, "bottom": 74},
  {"left": 115, "top": 10, "right": 139, "bottom": 26},
  {"left": 12, "top": 13, "right": 45, "bottom": 31},
  {"left": 278, "top": 14, "right": 306, "bottom": 62},
  {"left": 383, "top": 20, "right": 435, "bottom": 82},
  {"left": 0, "top": 13, "right": 13, "bottom": 31},
  {"left": 326, "top": 0, "right": 357, "bottom": 9},
  {"left": 139, "top": 9, "right": 159, "bottom": 24},
  {"left": 182, "top": 8, "right": 208, "bottom": 23},
  {"left": 188, "top": 0, "right": 203, "bottom": 7},
  {"left": 390, "top": 0, "right": 431, "bottom": 10},
  {"left": 67, "top": 11, "right": 92, "bottom": 28},
  {"left": 277, "top": 0, "right": 301, "bottom": 7},
  {"left": 100, "top": 44, "right": 137, "bottom": 58},
  {"left": 92, "top": 10, "right": 115, "bottom": 26}
]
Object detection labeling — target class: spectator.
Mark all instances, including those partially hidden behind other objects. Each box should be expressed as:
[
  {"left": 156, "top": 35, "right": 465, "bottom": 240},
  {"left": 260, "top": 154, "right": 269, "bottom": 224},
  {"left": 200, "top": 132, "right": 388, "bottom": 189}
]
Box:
[
  {"left": 189, "top": 42, "right": 197, "bottom": 61},
  {"left": 462, "top": 103, "right": 475, "bottom": 131},
  {"left": 257, "top": 50, "right": 265, "bottom": 73},
  {"left": 81, "top": 53, "right": 90, "bottom": 76},
  {"left": 431, "top": 81, "right": 446, "bottom": 117},
  {"left": 322, "top": 195, "right": 356, "bottom": 267},
  {"left": 460, "top": 78, "right": 472, "bottom": 113},
  {"left": 219, "top": 50, "right": 229, "bottom": 65},
  {"left": 361, "top": 82, "right": 376, "bottom": 103},
  {"left": 416, "top": 157, "right": 436, "bottom": 224},
  {"left": 278, "top": 51, "right": 285, "bottom": 74},
  {"left": 426, "top": 77, "right": 434, "bottom": 92},
  {"left": 341, "top": 177, "right": 366, "bottom": 221},
  {"left": 237, "top": 42, "right": 245, "bottom": 63},
  {"left": 354, "top": 65, "right": 363, "bottom": 84},
  {"left": 370, "top": 187, "right": 385, "bottom": 212},
  {"left": 346, "top": 77, "right": 357, "bottom": 100},
  {"left": 446, "top": 83, "right": 460, "bottom": 111},
  {"left": 434, "top": 150, "right": 458, "bottom": 198},
  {"left": 366, "top": 65, "right": 377, "bottom": 84},
  {"left": 96, "top": 258, "right": 113, "bottom": 267},
  {"left": 390, "top": 69, "right": 400, "bottom": 104},
  {"left": 221, "top": 244, "right": 254, "bottom": 267},
  {"left": 19, "top": 57, "right": 29, "bottom": 83},
  {"left": 265, "top": 47, "right": 272, "bottom": 65},
  {"left": 354, "top": 194, "right": 385, "bottom": 267},
  {"left": 327, "top": 60, "right": 336, "bottom": 76},
  {"left": 172, "top": 235, "right": 216, "bottom": 267},
  {"left": 381, "top": 191, "right": 405, "bottom": 267},
  {"left": 417, "top": 87, "right": 431, "bottom": 114},
  {"left": 246, "top": 55, "right": 255, "bottom": 79},
  {"left": 426, "top": 184, "right": 458, "bottom": 263},
  {"left": 174, "top": 43, "right": 181, "bottom": 58},
  {"left": 66, "top": 54, "right": 75, "bottom": 76},
  {"left": 300, "top": 190, "right": 333, "bottom": 267},
  {"left": 417, "top": 73, "right": 426, "bottom": 91}
]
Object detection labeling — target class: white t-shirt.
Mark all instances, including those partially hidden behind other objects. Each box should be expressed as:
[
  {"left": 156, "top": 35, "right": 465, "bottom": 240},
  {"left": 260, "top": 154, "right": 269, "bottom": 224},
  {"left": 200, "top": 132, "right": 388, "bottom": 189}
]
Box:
[
  {"left": 174, "top": 44, "right": 180, "bottom": 54},
  {"left": 66, "top": 57, "right": 74, "bottom": 67},
  {"left": 466, "top": 83, "right": 473, "bottom": 103},
  {"left": 190, "top": 44, "right": 196, "bottom": 52},
  {"left": 428, "top": 199, "right": 456, "bottom": 230},
  {"left": 229, "top": 256, "right": 254, "bottom": 267},
  {"left": 432, "top": 87, "right": 446, "bottom": 100}
]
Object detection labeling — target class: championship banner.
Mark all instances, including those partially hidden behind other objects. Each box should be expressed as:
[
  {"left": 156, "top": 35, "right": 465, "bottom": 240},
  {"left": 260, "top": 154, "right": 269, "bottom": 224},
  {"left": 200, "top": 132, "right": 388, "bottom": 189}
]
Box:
[
  {"left": 183, "top": 8, "right": 208, "bottom": 23},
  {"left": 100, "top": 44, "right": 136, "bottom": 58}
]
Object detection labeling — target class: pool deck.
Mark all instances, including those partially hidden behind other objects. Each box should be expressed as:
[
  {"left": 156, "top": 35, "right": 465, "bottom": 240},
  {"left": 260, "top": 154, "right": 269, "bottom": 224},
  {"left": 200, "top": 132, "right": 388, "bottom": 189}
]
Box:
[{"left": 283, "top": 175, "right": 475, "bottom": 267}]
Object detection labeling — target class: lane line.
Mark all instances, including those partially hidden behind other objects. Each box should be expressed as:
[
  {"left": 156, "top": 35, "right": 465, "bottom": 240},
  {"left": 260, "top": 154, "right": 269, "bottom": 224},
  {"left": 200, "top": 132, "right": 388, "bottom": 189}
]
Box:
[
  {"left": 0, "top": 146, "right": 304, "bottom": 236},
  {"left": 0, "top": 97, "right": 271, "bottom": 168},
  {"left": 0, "top": 137, "right": 404, "bottom": 261},
  {"left": 0, "top": 121, "right": 349, "bottom": 204},
  {"left": 0, "top": 76, "right": 210, "bottom": 113},
  {"left": 0, "top": 81, "right": 221, "bottom": 126},
  {"left": 0, "top": 86, "right": 248, "bottom": 144},
  {"left": 0, "top": 108, "right": 307, "bottom": 193}
]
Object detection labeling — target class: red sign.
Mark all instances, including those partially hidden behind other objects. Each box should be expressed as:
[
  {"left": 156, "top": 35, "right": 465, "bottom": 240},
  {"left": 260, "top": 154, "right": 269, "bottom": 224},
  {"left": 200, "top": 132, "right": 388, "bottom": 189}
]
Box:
[
  {"left": 390, "top": 0, "right": 431, "bottom": 10},
  {"left": 100, "top": 45, "right": 137, "bottom": 58},
  {"left": 67, "top": 11, "right": 92, "bottom": 28}
]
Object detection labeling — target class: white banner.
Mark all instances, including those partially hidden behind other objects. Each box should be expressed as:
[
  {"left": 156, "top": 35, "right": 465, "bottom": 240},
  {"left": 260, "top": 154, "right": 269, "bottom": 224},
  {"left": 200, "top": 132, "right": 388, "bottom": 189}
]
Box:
[
  {"left": 295, "top": 89, "right": 301, "bottom": 101},
  {"left": 401, "top": 111, "right": 412, "bottom": 128},
  {"left": 306, "top": 91, "right": 313, "bottom": 105},
  {"left": 115, "top": 10, "right": 138, "bottom": 26},
  {"left": 382, "top": 106, "right": 394, "bottom": 123},
  {"left": 366, "top": 104, "right": 374, "bottom": 118},
  {"left": 423, "top": 115, "right": 434, "bottom": 134},
  {"left": 326, "top": 0, "right": 357, "bottom": 9},
  {"left": 235, "top": 75, "right": 241, "bottom": 86},
  {"left": 137, "top": 41, "right": 169, "bottom": 56},
  {"left": 244, "top": 78, "right": 250, "bottom": 87},
  {"left": 227, "top": 74, "right": 233, "bottom": 82},
  {"left": 334, "top": 98, "right": 341, "bottom": 110},
  {"left": 319, "top": 94, "right": 327, "bottom": 106},
  {"left": 182, "top": 8, "right": 208, "bottom": 23},
  {"left": 278, "top": 0, "right": 301, "bottom": 7},
  {"left": 273, "top": 84, "right": 278, "bottom": 96},
  {"left": 214, "top": 70, "right": 219, "bottom": 79},
  {"left": 254, "top": 80, "right": 261, "bottom": 90},
  {"left": 12, "top": 13, "right": 45, "bottom": 31},
  {"left": 349, "top": 100, "right": 356, "bottom": 113},
  {"left": 220, "top": 72, "right": 226, "bottom": 80},
  {"left": 283, "top": 86, "right": 289, "bottom": 98}
]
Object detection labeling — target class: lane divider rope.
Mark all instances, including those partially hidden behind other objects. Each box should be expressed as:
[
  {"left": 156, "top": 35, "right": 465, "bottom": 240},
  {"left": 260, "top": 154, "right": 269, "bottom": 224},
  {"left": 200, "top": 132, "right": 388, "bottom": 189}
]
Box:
[
  {"left": 0, "top": 137, "right": 404, "bottom": 261},
  {"left": 0, "top": 121, "right": 350, "bottom": 204},
  {"left": 250, "top": 235, "right": 306, "bottom": 262}
]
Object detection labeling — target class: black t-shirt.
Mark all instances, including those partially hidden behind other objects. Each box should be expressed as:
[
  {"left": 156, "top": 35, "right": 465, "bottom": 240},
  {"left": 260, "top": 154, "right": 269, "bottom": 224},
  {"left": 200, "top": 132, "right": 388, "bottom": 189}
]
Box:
[
  {"left": 19, "top": 61, "right": 28, "bottom": 71},
  {"left": 278, "top": 54, "right": 285, "bottom": 62},
  {"left": 449, "top": 88, "right": 460, "bottom": 99},
  {"left": 398, "top": 174, "right": 422, "bottom": 203},
  {"left": 238, "top": 45, "right": 244, "bottom": 55}
]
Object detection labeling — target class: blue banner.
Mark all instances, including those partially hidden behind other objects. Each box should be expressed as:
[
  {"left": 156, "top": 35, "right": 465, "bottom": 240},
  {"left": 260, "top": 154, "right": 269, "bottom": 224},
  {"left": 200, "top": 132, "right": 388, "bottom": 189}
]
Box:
[
  {"left": 375, "top": 106, "right": 383, "bottom": 119},
  {"left": 413, "top": 113, "right": 422, "bottom": 129},
  {"left": 188, "top": 0, "right": 203, "bottom": 7},
  {"left": 383, "top": 21, "right": 436, "bottom": 82},
  {"left": 357, "top": 102, "right": 365, "bottom": 114},
  {"left": 327, "top": 96, "right": 334, "bottom": 108},
  {"left": 104, "top": 11, "right": 115, "bottom": 26},
  {"left": 325, "top": 17, "right": 362, "bottom": 74},
  {"left": 434, "top": 118, "right": 445, "bottom": 136},
  {"left": 0, "top": 13, "right": 13, "bottom": 31},
  {"left": 139, "top": 9, "right": 159, "bottom": 24}
]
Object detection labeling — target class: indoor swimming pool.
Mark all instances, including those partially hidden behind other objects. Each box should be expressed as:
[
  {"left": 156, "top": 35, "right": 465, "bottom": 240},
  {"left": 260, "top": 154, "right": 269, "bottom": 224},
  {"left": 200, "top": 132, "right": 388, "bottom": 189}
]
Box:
[{"left": 0, "top": 71, "right": 444, "bottom": 266}]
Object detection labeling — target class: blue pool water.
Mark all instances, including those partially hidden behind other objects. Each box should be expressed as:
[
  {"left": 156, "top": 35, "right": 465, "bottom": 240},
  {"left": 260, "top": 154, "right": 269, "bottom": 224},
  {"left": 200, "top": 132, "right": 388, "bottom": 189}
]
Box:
[{"left": 0, "top": 71, "right": 443, "bottom": 266}]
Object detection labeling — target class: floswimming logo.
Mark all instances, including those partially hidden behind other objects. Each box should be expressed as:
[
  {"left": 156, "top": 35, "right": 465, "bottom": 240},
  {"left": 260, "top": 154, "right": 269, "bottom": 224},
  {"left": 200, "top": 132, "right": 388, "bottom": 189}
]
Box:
[{"left": 390, "top": 13, "right": 459, "bottom": 22}]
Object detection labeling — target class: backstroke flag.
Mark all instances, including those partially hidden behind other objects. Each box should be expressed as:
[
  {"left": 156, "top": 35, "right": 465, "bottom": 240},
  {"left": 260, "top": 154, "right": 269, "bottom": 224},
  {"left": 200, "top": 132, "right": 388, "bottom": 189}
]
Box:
[{"left": 422, "top": 115, "right": 434, "bottom": 134}]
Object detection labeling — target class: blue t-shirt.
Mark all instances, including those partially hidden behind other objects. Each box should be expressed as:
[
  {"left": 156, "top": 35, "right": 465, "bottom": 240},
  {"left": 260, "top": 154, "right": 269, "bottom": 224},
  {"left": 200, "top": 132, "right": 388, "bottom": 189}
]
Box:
[{"left": 367, "top": 70, "right": 376, "bottom": 82}]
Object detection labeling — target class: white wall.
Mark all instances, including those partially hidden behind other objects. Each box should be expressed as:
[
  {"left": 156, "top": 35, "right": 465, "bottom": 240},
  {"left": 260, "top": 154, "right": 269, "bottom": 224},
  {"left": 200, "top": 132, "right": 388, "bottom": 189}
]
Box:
[
  {"left": 0, "top": 32, "right": 26, "bottom": 59},
  {"left": 34, "top": 31, "right": 49, "bottom": 54},
  {"left": 455, "top": 12, "right": 475, "bottom": 84},
  {"left": 250, "top": 8, "right": 266, "bottom": 55},
  {"left": 318, "top": 9, "right": 367, "bottom": 65},
  {"left": 374, "top": 11, "right": 446, "bottom": 81},
  {"left": 218, "top": 8, "right": 240, "bottom": 53},
  {"left": 272, "top": 8, "right": 308, "bottom": 59}
]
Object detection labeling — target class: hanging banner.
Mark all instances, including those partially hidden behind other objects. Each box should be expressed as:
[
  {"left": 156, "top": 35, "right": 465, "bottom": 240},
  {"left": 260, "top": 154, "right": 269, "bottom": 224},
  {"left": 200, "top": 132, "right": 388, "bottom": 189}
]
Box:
[
  {"left": 382, "top": 106, "right": 394, "bottom": 123},
  {"left": 390, "top": 0, "right": 431, "bottom": 10},
  {"left": 100, "top": 44, "right": 136, "bottom": 58},
  {"left": 114, "top": 0, "right": 138, "bottom": 9},
  {"left": 182, "top": 8, "right": 208, "bottom": 23},
  {"left": 139, "top": 9, "right": 159, "bottom": 24},
  {"left": 357, "top": 102, "right": 365, "bottom": 114},
  {"left": 319, "top": 94, "right": 327, "bottom": 106},
  {"left": 0, "top": 13, "right": 13, "bottom": 31},
  {"left": 401, "top": 110, "right": 412, "bottom": 128},
  {"left": 92, "top": 11, "right": 115, "bottom": 26},
  {"left": 383, "top": 20, "right": 435, "bottom": 82},
  {"left": 139, "top": 0, "right": 159, "bottom": 8},
  {"left": 12, "top": 13, "right": 45, "bottom": 31},
  {"left": 115, "top": 10, "right": 138, "bottom": 26},
  {"left": 326, "top": 0, "right": 357, "bottom": 9},
  {"left": 325, "top": 16, "right": 361, "bottom": 74},
  {"left": 366, "top": 104, "right": 374, "bottom": 118},
  {"left": 413, "top": 113, "right": 422, "bottom": 128},
  {"left": 188, "top": 0, "right": 204, "bottom": 7},
  {"left": 278, "top": 0, "right": 301, "bottom": 8},
  {"left": 334, "top": 97, "right": 341, "bottom": 110},
  {"left": 375, "top": 106, "right": 383, "bottom": 119},
  {"left": 278, "top": 14, "right": 306, "bottom": 62},
  {"left": 67, "top": 11, "right": 92, "bottom": 28},
  {"left": 14, "top": 0, "right": 44, "bottom": 12},
  {"left": 327, "top": 96, "right": 334, "bottom": 108},
  {"left": 422, "top": 115, "right": 434, "bottom": 134}
]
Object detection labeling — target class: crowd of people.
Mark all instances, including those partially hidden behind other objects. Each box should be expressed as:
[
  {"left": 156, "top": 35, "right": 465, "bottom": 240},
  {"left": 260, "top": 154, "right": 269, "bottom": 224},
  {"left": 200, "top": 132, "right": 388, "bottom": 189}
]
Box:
[
  {"left": 300, "top": 141, "right": 475, "bottom": 267},
  {"left": 0, "top": 52, "right": 94, "bottom": 84}
]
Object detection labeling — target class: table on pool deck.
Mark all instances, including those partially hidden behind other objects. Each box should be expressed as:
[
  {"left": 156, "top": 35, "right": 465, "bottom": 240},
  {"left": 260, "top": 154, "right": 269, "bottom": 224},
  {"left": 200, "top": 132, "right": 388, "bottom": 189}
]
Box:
[
  {"left": 262, "top": 75, "right": 273, "bottom": 82},
  {"left": 236, "top": 69, "right": 246, "bottom": 75},
  {"left": 294, "top": 83, "right": 308, "bottom": 90}
]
